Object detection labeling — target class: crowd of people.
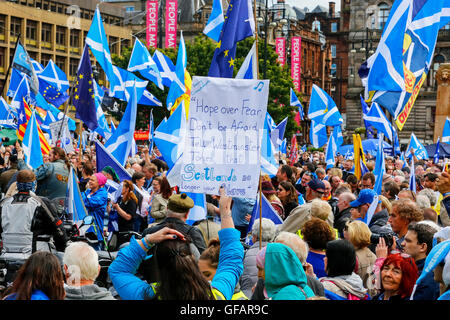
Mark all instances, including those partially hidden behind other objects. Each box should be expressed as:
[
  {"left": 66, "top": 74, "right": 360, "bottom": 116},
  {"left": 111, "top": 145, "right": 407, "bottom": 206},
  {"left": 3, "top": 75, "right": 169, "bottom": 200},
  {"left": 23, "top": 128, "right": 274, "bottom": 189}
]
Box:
[{"left": 0, "top": 137, "right": 449, "bottom": 301}]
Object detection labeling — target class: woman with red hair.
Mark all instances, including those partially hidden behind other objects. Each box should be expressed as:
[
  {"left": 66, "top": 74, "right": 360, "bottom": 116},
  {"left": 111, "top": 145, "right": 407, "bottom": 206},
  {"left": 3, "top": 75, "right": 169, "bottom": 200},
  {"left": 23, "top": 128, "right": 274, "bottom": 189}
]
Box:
[{"left": 373, "top": 253, "right": 419, "bottom": 300}]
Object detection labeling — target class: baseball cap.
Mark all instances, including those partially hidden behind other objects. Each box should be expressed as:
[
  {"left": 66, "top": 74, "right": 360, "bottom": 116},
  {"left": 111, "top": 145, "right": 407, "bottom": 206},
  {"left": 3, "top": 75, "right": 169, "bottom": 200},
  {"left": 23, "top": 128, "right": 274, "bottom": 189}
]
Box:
[
  {"left": 350, "top": 189, "right": 377, "bottom": 207},
  {"left": 307, "top": 179, "right": 325, "bottom": 193}
]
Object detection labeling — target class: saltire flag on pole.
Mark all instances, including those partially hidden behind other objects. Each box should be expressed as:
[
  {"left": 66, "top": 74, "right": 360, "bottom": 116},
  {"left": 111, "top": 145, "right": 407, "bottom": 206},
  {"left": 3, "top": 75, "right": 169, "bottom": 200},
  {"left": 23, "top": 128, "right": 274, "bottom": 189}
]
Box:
[
  {"left": 308, "top": 84, "right": 343, "bottom": 127},
  {"left": 360, "top": 95, "right": 375, "bottom": 139},
  {"left": 66, "top": 167, "right": 88, "bottom": 222},
  {"left": 11, "top": 39, "right": 39, "bottom": 93},
  {"left": 149, "top": 109, "right": 154, "bottom": 155},
  {"left": 0, "top": 97, "right": 17, "bottom": 129},
  {"left": 185, "top": 192, "right": 207, "bottom": 226},
  {"left": 203, "top": 0, "right": 224, "bottom": 42},
  {"left": 443, "top": 117, "right": 450, "bottom": 144},
  {"left": 265, "top": 112, "right": 277, "bottom": 131},
  {"left": 290, "top": 88, "right": 304, "bottom": 124},
  {"left": 332, "top": 124, "right": 344, "bottom": 148},
  {"left": 405, "top": 132, "right": 429, "bottom": 160},
  {"left": 261, "top": 119, "right": 279, "bottom": 177},
  {"left": 95, "top": 140, "right": 132, "bottom": 182},
  {"left": 166, "top": 31, "right": 187, "bottom": 111},
  {"left": 235, "top": 41, "right": 258, "bottom": 79},
  {"left": 270, "top": 117, "right": 287, "bottom": 150},
  {"left": 310, "top": 120, "right": 327, "bottom": 149},
  {"left": 7, "top": 68, "right": 26, "bottom": 98},
  {"left": 409, "top": 155, "right": 416, "bottom": 193},
  {"left": 353, "top": 133, "right": 366, "bottom": 180},
  {"left": 433, "top": 137, "right": 440, "bottom": 164},
  {"left": 73, "top": 44, "right": 99, "bottom": 132},
  {"left": 38, "top": 60, "right": 70, "bottom": 106},
  {"left": 127, "top": 37, "right": 164, "bottom": 90},
  {"left": 22, "top": 110, "right": 44, "bottom": 169},
  {"left": 363, "top": 101, "right": 394, "bottom": 142},
  {"left": 153, "top": 50, "right": 176, "bottom": 88},
  {"left": 208, "top": 0, "right": 255, "bottom": 78},
  {"left": 17, "top": 99, "right": 50, "bottom": 155},
  {"left": 246, "top": 194, "right": 284, "bottom": 236},
  {"left": 325, "top": 131, "right": 337, "bottom": 170},
  {"left": 104, "top": 82, "right": 138, "bottom": 167},
  {"left": 11, "top": 74, "right": 32, "bottom": 112},
  {"left": 86, "top": 6, "right": 115, "bottom": 83},
  {"left": 364, "top": 0, "right": 450, "bottom": 128},
  {"left": 373, "top": 134, "right": 386, "bottom": 195}
]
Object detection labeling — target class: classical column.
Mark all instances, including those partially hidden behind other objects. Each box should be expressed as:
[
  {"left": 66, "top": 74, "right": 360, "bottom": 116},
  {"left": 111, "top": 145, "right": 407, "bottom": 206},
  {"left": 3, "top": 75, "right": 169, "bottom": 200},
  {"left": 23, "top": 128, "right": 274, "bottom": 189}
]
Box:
[{"left": 434, "top": 63, "right": 450, "bottom": 142}]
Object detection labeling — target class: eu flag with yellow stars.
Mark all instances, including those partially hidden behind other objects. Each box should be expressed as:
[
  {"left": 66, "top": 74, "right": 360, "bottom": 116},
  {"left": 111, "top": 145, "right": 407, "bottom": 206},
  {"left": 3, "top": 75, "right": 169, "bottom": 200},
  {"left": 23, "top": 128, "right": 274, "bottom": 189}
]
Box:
[
  {"left": 39, "top": 81, "right": 70, "bottom": 107},
  {"left": 73, "top": 44, "right": 98, "bottom": 131},
  {"left": 208, "top": 0, "right": 255, "bottom": 78}
]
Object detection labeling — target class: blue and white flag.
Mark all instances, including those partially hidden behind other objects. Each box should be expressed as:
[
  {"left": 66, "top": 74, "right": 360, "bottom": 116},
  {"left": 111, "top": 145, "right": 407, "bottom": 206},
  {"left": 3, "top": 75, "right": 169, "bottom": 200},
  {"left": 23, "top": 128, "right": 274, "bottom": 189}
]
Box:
[
  {"left": 11, "top": 40, "right": 39, "bottom": 93},
  {"left": 38, "top": 59, "right": 69, "bottom": 93},
  {"left": 261, "top": 119, "right": 279, "bottom": 177},
  {"left": 109, "top": 65, "right": 148, "bottom": 103},
  {"left": 410, "top": 155, "right": 416, "bottom": 193},
  {"left": 66, "top": 167, "right": 88, "bottom": 222},
  {"left": 110, "top": 120, "right": 116, "bottom": 136},
  {"left": 373, "top": 134, "right": 386, "bottom": 195},
  {"left": 7, "top": 68, "right": 25, "bottom": 98},
  {"left": 290, "top": 88, "right": 304, "bottom": 121},
  {"left": 149, "top": 109, "right": 154, "bottom": 155},
  {"left": 185, "top": 192, "right": 208, "bottom": 225},
  {"left": 332, "top": 124, "right": 344, "bottom": 148},
  {"left": 166, "top": 31, "right": 187, "bottom": 110},
  {"left": 139, "top": 89, "right": 162, "bottom": 107},
  {"left": 310, "top": 120, "right": 327, "bottom": 149},
  {"left": 265, "top": 112, "right": 277, "bottom": 132},
  {"left": 0, "top": 97, "right": 17, "bottom": 129},
  {"left": 325, "top": 132, "right": 337, "bottom": 170},
  {"left": 360, "top": 159, "right": 369, "bottom": 177},
  {"left": 235, "top": 41, "right": 257, "bottom": 79},
  {"left": 434, "top": 137, "right": 441, "bottom": 164},
  {"left": 363, "top": 101, "right": 394, "bottom": 142},
  {"left": 153, "top": 101, "right": 187, "bottom": 168},
  {"left": 153, "top": 50, "right": 176, "bottom": 88},
  {"left": 86, "top": 7, "right": 115, "bottom": 82},
  {"left": 95, "top": 140, "right": 132, "bottom": 182},
  {"left": 128, "top": 37, "right": 163, "bottom": 90},
  {"left": 270, "top": 117, "right": 287, "bottom": 150},
  {"left": 247, "top": 194, "right": 283, "bottom": 236},
  {"left": 308, "top": 84, "right": 343, "bottom": 126},
  {"left": 11, "top": 75, "right": 31, "bottom": 112},
  {"left": 104, "top": 82, "right": 138, "bottom": 167},
  {"left": 22, "top": 110, "right": 43, "bottom": 169},
  {"left": 405, "top": 132, "right": 429, "bottom": 160},
  {"left": 443, "top": 117, "right": 450, "bottom": 144},
  {"left": 392, "top": 126, "right": 401, "bottom": 155},
  {"left": 203, "top": 0, "right": 224, "bottom": 42},
  {"left": 280, "top": 138, "right": 287, "bottom": 154},
  {"left": 360, "top": 95, "right": 375, "bottom": 139}
]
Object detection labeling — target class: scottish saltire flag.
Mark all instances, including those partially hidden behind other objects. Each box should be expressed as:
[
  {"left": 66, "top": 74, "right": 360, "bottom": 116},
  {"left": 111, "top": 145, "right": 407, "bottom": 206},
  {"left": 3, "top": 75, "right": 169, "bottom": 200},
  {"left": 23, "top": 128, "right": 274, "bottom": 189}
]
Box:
[
  {"left": 400, "top": 151, "right": 408, "bottom": 168},
  {"left": 300, "top": 144, "right": 307, "bottom": 153},
  {"left": 373, "top": 134, "right": 386, "bottom": 195},
  {"left": 308, "top": 84, "right": 343, "bottom": 126},
  {"left": 246, "top": 194, "right": 284, "bottom": 235},
  {"left": 410, "top": 155, "right": 416, "bottom": 193},
  {"left": 31, "top": 58, "right": 44, "bottom": 74},
  {"left": 22, "top": 110, "right": 44, "bottom": 169},
  {"left": 149, "top": 109, "right": 154, "bottom": 155},
  {"left": 265, "top": 112, "right": 277, "bottom": 131},
  {"left": 366, "top": 0, "right": 450, "bottom": 123},
  {"left": 208, "top": 0, "right": 255, "bottom": 78},
  {"left": 11, "top": 75, "right": 31, "bottom": 112},
  {"left": 290, "top": 88, "right": 304, "bottom": 124},
  {"left": 38, "top": 59, "right": 69, "bottom": 92},
  {"left": 66, "top": 167, "right": 88, "bottom": 222},
  {"left": 203, "top": 0, "right": 224, "bottom": 42},
  {"left": 261, "top": 119, "right": 279, "bottom": 177},
  {"left": 270, "top": 117, "right": 287, "bottom": 150},
  {"left": 332, "top": 125, "right": 344, "bottom": 148},
  {"left": 11, "top": 40, "right": 39, "bottom": 93},
  {"left": 363, "top": 101, "right": 394, "bottom": 142},
  {"left": 392, "top": 126, "right": 401, "bottom": 155},
  {"left": 95, "top": 140, "right": 132, "bottom": 181},
  {"left": 236, "top": 41, "right": 257, "bottom": 79},
  {"left": 110, "top": 120, "right": 116, "bottom": 136},
  {"left": 86, "top": 7, "right": 115, "bottom": 82},
  {"left": 104, "top": 82, "right": 138, "bottom": 167},
  {"left": 0, "top": 97, "right": 17, "bottom": 129},
  {"left": 434, "top": 137, "right": 441, "bottom": 164},
  {"left": 94, "top": 100, "right": 110, "bottom": 139},
  {"left": 325, "top": 133, "right": 337, "bottom": 170},
  {"left": 405, "top": 132, "right": 429, "bottom": 160},
  {"left": 185, "top": 192, "right": 207, "bottom": 225},
  {"left": 7, "top": 68, "right": 25, "bottom": 98},
  {"left": 360, "top": 95, "right": 375, "bottom": 139},
  {"left": 140, "top": 90, "right": 162, "bottom": 107},
  {"left": 280, "top": 138, "right": 287, "bottom": 154},
  {"left": 73, "top": 45, "right": 98, "bottom": 131},
  {"left": 153, "top": 102, "right": 187, "bottom": 168},
  {"left": 128, "top": 37, "right": 163, "bottom": 90},
  {"left": 167, "top": 31, "right": 187, "bottom": 110},
  {"left": 443, "top": 117, "right": 450, "bottom": 144},
  {"left": 360, "top": 159, "right": 370, "bottom": 177},
  {"left": 153, "top": 50, "right": 176, "bottom": 88},
  {"left": 310, "top": 120, "right": 327, "bottom": 148},
  {"left": 109, "top": 65, "right": 148, "bottom": 102}
]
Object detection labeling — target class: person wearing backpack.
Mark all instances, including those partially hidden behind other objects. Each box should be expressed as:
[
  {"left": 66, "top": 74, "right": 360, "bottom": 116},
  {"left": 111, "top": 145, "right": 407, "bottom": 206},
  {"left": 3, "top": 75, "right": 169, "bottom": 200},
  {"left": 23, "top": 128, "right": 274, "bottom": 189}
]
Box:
[{"left": 319, "top": 239, "right": 369, "bottom": 300}]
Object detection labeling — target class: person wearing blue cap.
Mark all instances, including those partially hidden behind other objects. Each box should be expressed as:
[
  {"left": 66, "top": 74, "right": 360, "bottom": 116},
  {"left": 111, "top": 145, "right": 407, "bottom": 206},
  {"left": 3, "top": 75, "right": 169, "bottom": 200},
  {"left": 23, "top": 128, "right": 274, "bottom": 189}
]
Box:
[{"left": 349, "top": 189, "right": 392, "bottom": 252}]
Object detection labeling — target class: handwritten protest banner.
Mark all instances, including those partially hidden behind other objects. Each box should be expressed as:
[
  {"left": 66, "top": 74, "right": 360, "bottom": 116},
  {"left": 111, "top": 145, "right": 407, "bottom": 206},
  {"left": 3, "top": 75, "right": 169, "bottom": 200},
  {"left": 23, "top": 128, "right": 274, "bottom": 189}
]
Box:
[{"left": 177, "top": 76, "right": 269, "bottom": 198}]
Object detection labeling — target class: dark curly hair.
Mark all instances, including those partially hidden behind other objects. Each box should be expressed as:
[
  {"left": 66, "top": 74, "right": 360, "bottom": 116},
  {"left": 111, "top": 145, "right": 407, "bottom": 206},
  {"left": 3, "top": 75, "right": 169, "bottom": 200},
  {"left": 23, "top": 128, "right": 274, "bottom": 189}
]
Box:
[
  {"left": 301, "top": 217, "right": 335, "bottom": 250},
  {"left": 199, "top": 238, "right": 221, "bottom": 268}
]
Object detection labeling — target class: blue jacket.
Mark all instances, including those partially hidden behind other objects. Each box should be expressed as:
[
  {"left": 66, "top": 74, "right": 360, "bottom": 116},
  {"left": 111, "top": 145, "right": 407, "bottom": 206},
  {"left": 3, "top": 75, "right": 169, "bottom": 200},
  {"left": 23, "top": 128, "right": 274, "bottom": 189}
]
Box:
[
  {"left": 412, "top": 258, "right": 440, "bottom": 300},
  {"left": 82, "top": 187, "right": 108, "bottom": 241},
  {"left": 231, "top": 197, "right": 256, "bottom": 227},
  {"left": 108, "top": 228, "right": 244, "bottom": 300},
  {"left": 4, "top": 289, "right": 50, "bottom": 300}
]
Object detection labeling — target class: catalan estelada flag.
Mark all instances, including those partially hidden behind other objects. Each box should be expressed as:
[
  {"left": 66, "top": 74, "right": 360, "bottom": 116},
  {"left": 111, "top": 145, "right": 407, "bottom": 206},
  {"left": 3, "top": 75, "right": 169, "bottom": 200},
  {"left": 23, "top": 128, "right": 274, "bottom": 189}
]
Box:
[{"left": 17, "top": 99, "right": 51, "bottom": 155}]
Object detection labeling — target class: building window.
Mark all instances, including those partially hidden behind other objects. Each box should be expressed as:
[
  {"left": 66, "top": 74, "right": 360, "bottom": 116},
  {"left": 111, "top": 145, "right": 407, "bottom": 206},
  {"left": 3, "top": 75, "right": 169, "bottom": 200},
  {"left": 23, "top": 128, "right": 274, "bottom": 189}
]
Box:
[
  {"left": 0, "top": 47, "right": 5, "bottom": 73},
  {"left": 331, "top": 63, "right": 337, "bottom": 77},
  {"left": 110, "top": 36, "right": 118, "bottom": 55},
  {"left": 26, "top": 20, "right": 38, "bottom": 47},
  {"left": 55, "top": 56, "right": 66, "bottom": 72},
  {"left": 42, "top": 23, "right": 52, "bottom": 44},
  {"left": 331, "top": 22, "right": 337, "bottom": 32},
  {"left": 70, "top": 29, "right": 80, "bottom": 50},
  {"left": 69, "top": 58, "right": 79, "bottom": 79},
  {"left": 10, "top": 17, "right": 22, "bottom": 41},
  {"left": 0, "top": 15, "right": 6, "bottom": 42},
  {"left": 331, "top": 44, "right": 337, "bottom": 58},
  {"left": 56, "top": 26, "right": 66, "bottom": 48},
  {"left": 378, "top": 2, "right": 390, "bottom": 30},
  {"left": 125, "top": 6, "right": 134, "bottom": 12}
]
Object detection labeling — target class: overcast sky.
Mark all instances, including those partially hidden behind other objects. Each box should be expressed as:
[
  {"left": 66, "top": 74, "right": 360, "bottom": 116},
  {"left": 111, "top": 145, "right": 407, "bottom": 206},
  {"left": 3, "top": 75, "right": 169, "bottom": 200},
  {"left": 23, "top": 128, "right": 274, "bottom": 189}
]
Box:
[{"left": 283, "top": 0, "right": 341, "bottom": 12}]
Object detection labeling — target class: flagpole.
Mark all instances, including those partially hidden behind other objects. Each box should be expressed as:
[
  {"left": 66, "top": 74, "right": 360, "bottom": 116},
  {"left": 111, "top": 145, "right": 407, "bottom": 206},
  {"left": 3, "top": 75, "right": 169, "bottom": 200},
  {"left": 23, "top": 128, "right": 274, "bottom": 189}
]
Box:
[
  {"left": 0, "top": 33, "right": 21, "bottom": 98},
  {"left": 253, "top": 0, "right": 260, "bottom": 80}
]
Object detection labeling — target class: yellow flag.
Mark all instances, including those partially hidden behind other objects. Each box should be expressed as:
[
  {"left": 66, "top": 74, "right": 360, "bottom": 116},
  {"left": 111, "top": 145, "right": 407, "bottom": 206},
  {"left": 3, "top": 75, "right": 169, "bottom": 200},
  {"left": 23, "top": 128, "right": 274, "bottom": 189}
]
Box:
[{"left": 353, "top": 134, "right": 366, "bottom": 180}]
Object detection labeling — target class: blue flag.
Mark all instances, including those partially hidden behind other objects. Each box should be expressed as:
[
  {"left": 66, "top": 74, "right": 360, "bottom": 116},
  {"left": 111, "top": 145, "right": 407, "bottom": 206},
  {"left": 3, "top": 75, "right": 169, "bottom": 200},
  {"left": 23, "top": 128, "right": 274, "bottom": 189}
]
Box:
[
  {"left": 95, "top": 140, "right": 132, "bottom": 182},
  {"left": 443, "top": 117, "right": 450, "bottom": 144},
  {"left": 363, "top": 101, "right": 395, "bottom": 142},
  {"left": 247, "top": 194, "right": 283, "bottom": 235},
  {"left": 73, "top": 45, "right": 98, "bottom": 131},
  {"left": 11, "top": 40, "right": 39, "bottom": 93},
  {"left": 270, "top": 117, "right": 288, "bottom": 150},
  {"left": 310, "top": 120, "right": 327, "bottom": 149},
  {"left": 203, "top": 0, "right": 224, "bottom": 42},
  {"left": 66, "top": 167, "right": 88, "bottom": 222},
  {"left": 405, "top": 132, "right": 429, "bottom": 160},
  {"left": 235, "top": 41, "right": 258, "bottom": 79},
  {"left": 208, "top": 0, "right": 255, "bottom": 78},
  {"left": 149, "top": 109, "right": 154, "bottom": 155},
  {"left": 185, "top": 192, "right": 208, "bottom": 225},
  {"left": 104, "top": 82, "right": 138, "bottom": 167},
  {"left": 265, "top": 112, "right": 277, "bottom": 131},
  {"left": 7, "top": 68, "right": 25, "bottom": 98},
  {"left": 128, "top": 37, "right": 163, "bottom": 90},
  {"left": 409, "top": 155, "right": 416, "bottom": 193},
  {"left": 22, "top": 110, "right": 44, "bottom": 169},
  {"left": 373, "top": 134, "right": 386, "bottom": 195},
  {"left": 332, "top": 124, "right": 344, "bottom": 148},
  {"left": 166, "top": 31, "right": 187, "bottom": 110},
  {"left": 325, "top": 132, "right": 337, "bottom": 170},
  {"left": 433, "top": 137, "right": 440, "bottom": 164},
  {"left": 261, "top": 119, "right": 279, "bottom": 177},
  {"left": 109, "top": 65, "right": 148, "bottom": 103},
  {"left": 153, "top": 50, "right": 176, "bottom": 88},
  {"left": 360, "top": 95, "right": 375, "bottom": 139},
  {"left": 0, "top": 97, "right": 17, "bottom": 129},
  {"left": 308, "top": 84, "right": 343, "bottom": 126},
  {"left": 38, "top": 60, "right": 69, "bottom": 92},
  {"left": 290, "top": 88, "right": 304, "bottom": 121}
]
